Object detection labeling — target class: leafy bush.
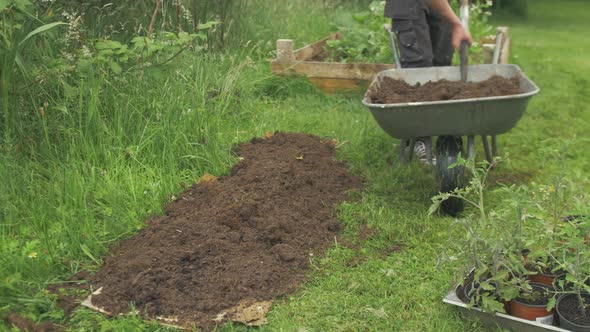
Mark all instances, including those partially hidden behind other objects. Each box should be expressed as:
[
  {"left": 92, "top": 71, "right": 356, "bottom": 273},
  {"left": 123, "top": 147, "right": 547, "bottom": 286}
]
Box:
[
  {"left": 324, "top": 0, "right": 494, "bottom": 64},
  {"left": 324, "top": 1, "right": 392, "bottom": 63}
]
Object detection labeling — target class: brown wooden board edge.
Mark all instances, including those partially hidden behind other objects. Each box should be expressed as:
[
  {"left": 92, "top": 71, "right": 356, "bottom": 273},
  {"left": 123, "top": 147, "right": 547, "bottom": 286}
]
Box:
[
  {"left": 270, "top": 61, "right": 395, "bottom": 80},
  {"left": 293, "top": 32, "right": 341, "bottom": 61}
]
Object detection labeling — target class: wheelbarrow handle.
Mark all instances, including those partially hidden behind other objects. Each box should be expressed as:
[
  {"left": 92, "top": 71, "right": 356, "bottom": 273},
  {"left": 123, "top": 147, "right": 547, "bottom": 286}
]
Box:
[{"left": 384, "top": 24, "right": 401, "bottom": 68}]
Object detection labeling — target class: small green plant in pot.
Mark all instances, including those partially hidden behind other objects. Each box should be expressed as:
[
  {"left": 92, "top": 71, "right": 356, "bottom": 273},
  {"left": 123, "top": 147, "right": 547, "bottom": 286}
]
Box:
[
  {"left": 434, "top": 157, "right": 530, "bottom": 314},
  {"left": 550, "top": 216, "right": 590, "bottom": 331},
  {"left": 521, "top": 181, "right": 572, "bottom": 286},
  {"left": 517, "top": 140, "right": 589, "bottom": 288}
]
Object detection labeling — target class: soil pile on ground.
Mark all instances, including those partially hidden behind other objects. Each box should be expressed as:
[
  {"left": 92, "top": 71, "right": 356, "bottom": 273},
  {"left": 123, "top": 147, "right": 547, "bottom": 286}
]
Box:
[
  {"left": 370, "top": 75, "right": 522, "bottom": 104},
  {"left": 90, "top": 133, "right": 361, "bottom": 329},
  {"left": 4, "top": 313, "right": 58, "bottom": 332}
]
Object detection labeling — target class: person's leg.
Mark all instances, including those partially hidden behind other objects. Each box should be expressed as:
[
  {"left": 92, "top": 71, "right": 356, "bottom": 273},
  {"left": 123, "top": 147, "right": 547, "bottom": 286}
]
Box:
[
  {"left": 392, "top": 0, "right": 433, "bottom": 164},
  {"left": 426, "top": 2, "right": 454, "bottom": 66},
  {"left": 391, "top": 1, "right": 434, "bottom": 68},
  {"left": 390, "top": 0, "right": 437, "bottom": 164}
]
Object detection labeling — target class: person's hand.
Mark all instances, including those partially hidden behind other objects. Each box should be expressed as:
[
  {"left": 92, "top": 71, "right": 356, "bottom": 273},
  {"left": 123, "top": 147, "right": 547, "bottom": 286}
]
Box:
[{"left": 451, "top": 22, "right": 473, "bottom": 50}]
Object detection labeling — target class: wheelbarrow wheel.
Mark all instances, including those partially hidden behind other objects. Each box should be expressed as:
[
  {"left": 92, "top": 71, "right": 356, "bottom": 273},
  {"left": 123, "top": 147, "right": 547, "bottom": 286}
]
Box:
[{"left": 435, "top": 136, "right": 466, "bottom": 216}]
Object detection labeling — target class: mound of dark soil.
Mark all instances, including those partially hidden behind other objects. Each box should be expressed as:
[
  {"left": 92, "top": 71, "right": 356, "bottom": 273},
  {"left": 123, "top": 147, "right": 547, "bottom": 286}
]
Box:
[
  {"left": 90, "top": 133, "right": 361, "bottom": 329},
  {"left": 370, "top": 75, "right": 522, "bottom": 104},
  {"left": 4, "top": 313, "right": 58, "bottom": 332}
]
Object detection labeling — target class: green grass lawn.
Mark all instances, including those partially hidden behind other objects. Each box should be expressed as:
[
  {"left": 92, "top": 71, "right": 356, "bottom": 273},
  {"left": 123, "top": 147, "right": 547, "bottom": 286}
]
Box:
[{"left": 1, "top": 0, "right": 589, "bottom": 331}]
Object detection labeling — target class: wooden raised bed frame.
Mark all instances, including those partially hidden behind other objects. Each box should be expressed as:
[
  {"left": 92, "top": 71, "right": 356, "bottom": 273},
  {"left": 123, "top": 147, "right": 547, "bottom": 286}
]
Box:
[
  {"left": 270, "top": 27, "right": 511, "bottom": 93},
  {"left": 270, "top": 33, "right": 394, "bottom": 93}
]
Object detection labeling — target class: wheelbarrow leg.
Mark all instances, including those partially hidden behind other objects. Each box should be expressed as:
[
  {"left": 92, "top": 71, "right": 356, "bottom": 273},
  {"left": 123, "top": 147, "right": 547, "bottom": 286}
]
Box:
[
  {"left": 467, "top": 135, "right": 475, "bottom": 160},
  {"left": 399, "top": 138, "right": 417, "bottom": 165},
  {"left": 492, "top": 135, "right": 499, "bottom": 156},
  {"left": 399, "top": 139, "right": 408, "bottom": 165},
  {"left": 481, "top": 135, "right": 493, "bottom": 164},
  {"left": 407, "top": 138, "right": 416, "bottom": 162},
  {"left": 424, "top": 136, "right": 434, "bottom": 165}
]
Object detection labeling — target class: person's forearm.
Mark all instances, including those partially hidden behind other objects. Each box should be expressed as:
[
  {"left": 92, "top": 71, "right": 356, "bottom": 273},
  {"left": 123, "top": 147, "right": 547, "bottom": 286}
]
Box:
[{"left": 426, "top": 0, "right": 463, "bottom": 28}]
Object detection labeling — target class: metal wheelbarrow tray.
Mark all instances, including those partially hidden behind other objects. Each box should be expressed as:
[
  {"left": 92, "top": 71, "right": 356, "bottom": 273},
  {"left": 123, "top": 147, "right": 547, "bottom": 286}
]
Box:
[{"left": 361, "top": 64, "right": 540, "bottom": 139}]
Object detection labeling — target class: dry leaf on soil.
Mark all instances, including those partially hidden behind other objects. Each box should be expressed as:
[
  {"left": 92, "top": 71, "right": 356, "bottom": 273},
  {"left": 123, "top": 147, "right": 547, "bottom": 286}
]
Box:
[
  {"left": 198, "top": 173, "right": 218, "bottom": 184},
  {"left": 82, "top": 288, "right": 272, "bottom": 329},
  {"left": 213, "top": 299, "right": 273, "bottom": 326},
  {"left": 320, "top": 138, "right": 340, "bottom": 148}
]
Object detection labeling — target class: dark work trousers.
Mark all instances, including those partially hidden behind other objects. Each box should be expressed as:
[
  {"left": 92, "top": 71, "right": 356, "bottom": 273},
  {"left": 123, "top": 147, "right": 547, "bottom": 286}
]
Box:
[
  {"left": 385, "top": 0, "right": 458, "bottom": 158},
  {"left": 386, "top": 0, "right": 454, "bottom": 68}
]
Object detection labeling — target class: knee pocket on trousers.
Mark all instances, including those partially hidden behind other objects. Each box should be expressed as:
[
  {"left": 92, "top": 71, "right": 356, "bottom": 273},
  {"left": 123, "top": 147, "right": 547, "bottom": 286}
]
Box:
[{"left": 394, "top": 22, "right": 424, "bottom": 63}]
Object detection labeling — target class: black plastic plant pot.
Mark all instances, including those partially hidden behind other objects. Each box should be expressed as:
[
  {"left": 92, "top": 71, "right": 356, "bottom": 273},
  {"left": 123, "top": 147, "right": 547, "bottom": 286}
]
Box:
[
  {"left": 463, "top": 281, "right": 481, "bottom": 305},
  {"left": 463, "top": 281, "right": 510, "bottom": 314},
  {"left": 556, "top": 293, "right": 590, "bottom": 332}
]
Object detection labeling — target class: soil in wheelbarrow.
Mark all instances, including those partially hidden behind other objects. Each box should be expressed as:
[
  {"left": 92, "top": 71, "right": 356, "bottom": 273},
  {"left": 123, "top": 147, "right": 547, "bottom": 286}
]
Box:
[
  {"left": 89, "top": 132, "right": 362, "bottom": 330},
  {"left": 370, "top": 75, "right": 522, "bottom": 104}
]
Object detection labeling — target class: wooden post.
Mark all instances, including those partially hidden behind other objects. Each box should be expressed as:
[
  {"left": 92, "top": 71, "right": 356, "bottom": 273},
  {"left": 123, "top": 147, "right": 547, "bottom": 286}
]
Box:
[
  {"left": 276, "top": 39, "right": 294, "bottom": 62},
  {"left": 497, "top": 27, "right": 510, "bottom": 64},
  {"left": 500, "top": 38, "right": 511, "bottom": 64}
]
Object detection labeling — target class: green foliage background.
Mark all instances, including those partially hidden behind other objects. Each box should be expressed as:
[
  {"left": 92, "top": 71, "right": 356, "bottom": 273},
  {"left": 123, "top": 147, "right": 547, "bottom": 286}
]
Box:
[{"left": 493, "top": 0, "right": 528, "bottom": 18}]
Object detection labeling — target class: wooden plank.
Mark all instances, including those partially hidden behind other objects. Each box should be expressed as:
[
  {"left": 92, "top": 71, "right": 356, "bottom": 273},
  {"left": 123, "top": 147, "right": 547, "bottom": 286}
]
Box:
[
  {"left": 308, "top": 78, "right": 363, "bottom": 93},
  {"left": 270, "top": 61, "right": 394, "bottom": 80},
  {"left": 292, "top": 33, "right": 341, "bottom": 61}
]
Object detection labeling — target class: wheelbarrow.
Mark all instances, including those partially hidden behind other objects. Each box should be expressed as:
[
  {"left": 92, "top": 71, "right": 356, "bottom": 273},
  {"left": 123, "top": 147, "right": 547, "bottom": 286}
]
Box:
[{"left": 361, "top": 63, "right": 540, "bottom": 214}]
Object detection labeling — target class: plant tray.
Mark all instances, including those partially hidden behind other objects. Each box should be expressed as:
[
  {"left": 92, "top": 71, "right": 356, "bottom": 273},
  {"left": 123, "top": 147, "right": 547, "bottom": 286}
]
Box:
[{"left": 443, "top": 285, "right": 569, "bottom": 332}]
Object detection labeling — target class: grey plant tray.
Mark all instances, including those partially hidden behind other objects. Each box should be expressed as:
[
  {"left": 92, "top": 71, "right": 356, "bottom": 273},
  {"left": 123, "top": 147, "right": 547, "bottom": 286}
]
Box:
[{"left": 443, "top": 286, "right": 569, "bottom": 332}]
